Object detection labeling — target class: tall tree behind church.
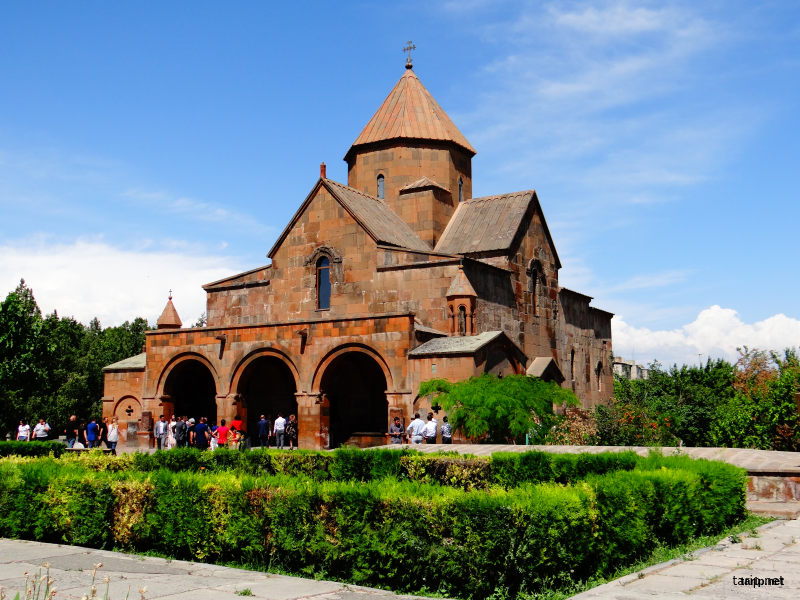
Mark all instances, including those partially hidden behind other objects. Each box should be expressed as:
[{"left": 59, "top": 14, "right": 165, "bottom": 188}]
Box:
[{"left": 0, "top": 280, "right": 147, "bottom": 437}]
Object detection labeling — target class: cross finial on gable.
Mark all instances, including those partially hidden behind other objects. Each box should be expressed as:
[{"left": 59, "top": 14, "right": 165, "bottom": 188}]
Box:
[
  {"left": 168, "top": 289, "right": 173, "bottom": 300},
  {"left": 403, "top": 40, "right": 416, "bottom": 69}
]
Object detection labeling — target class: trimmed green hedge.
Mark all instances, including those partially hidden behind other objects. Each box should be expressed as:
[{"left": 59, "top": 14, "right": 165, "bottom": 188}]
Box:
[
  {"left": 0, "top": 440, "right": 65, "bottom": 458},
  {"left": 125, "top": 447, "right": 641, "bottom": 489},
  {"left": 0, "top": 454, "right": 747, "bottom": 599}
]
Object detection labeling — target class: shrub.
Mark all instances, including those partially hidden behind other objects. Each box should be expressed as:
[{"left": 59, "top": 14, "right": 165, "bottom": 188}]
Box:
[
  {"left": 0, "top": 440, "right": 65, "bottom": 458},
  {"left": 0, "top": 454, "right": 746, "bottom": 600},
  {"left": 401, "top": 454, "right": 492, "bottom": 490}
]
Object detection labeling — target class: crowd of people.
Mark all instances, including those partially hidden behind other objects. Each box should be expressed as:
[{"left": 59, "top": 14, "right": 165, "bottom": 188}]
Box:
[
  {"left": 388, "top": 412, "right": 452, "bottom": 444},
  {"left": 16, "top": 415, "right": 120, "bottom": 450},
  {"left": 153, "top": 412, "right": 299, "bottom": 450}
]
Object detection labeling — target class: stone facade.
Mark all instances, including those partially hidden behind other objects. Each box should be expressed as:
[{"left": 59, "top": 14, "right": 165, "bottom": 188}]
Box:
[{"left": 103, "top": 64, "right": 613, "bottom": 448}]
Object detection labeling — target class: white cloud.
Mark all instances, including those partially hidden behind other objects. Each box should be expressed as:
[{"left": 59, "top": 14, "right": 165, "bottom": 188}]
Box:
[
  {"left": 613, "top": 305, "right": 800, "bottom": 367},
  {"left": 122, "top": 188, "right": 271, "bottom": 233},
  {"left": 0, "top": 237, "right": 245, "bottom": 327}
]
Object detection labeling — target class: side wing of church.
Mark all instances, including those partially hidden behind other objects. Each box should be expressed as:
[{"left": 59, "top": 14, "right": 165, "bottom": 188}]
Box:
[{"left": 102, "top": 64, "right": 613, "bottom": 449}]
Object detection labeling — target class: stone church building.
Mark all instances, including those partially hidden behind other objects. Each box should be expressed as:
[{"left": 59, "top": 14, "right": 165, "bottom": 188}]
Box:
[{"left": 102, "top": 63, "right": 613, "bottom": 449}]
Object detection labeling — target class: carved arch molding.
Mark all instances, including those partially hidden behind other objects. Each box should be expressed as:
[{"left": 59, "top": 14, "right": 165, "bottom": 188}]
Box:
[{"left": 305, "top": 245, "right": 344, "bottom": 285}]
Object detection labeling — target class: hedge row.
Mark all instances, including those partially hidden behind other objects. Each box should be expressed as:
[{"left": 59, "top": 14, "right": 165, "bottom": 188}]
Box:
[
  {"left": 0, "top": 440, "right": 65, "bottom": 457},
  {"left": 0, "top": 456, "right": 746, "bottom": 599},
  {"left": 73, "top": 446, "right": 639, "bottom": 489}
]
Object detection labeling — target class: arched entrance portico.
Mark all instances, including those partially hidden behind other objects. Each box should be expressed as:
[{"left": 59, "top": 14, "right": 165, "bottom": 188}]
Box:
[
  {"left": 162, "top": 358, "right": 217, "bottom": 423},
  {"left": 318, "top": 349, "right": 389, "bottom": 448},
  {"left": 235, "top": 354, "right": 298, "bottom": 443}
]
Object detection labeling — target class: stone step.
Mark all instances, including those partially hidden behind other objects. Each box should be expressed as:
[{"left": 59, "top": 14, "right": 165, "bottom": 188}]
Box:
[{"left": 747, "top": 500, "right": 800, "bottom": 519}]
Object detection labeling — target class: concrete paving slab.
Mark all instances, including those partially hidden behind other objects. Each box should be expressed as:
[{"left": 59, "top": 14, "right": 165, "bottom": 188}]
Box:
[
  {"left": 214, "top": 576, "right": 345, "bottom": 599},
  {"left": 620, "top": 573, "right": 706, "bottom": 593},
  {"left": 653, "top": 562, "right": 731, "bottom": 579},
  {"left": 0, "top": 540, "right": 86, "bottom": 563}
]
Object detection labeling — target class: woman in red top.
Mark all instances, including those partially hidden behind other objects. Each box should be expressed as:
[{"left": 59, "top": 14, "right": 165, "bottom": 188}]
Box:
[
  {"left": 230, "top": 414, "right": 244, "bottom": 432},
  {"left": 214, "top": 419, "right": 230, "bottom": 448}
]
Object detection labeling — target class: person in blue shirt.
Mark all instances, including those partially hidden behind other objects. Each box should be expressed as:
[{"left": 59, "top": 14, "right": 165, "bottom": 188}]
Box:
[
  {"left": 85, "top": 418, "right": 100, "bottom": 448},
  {"left": 192, "top": 417, "right": 211, "bottom": 450},
  {"left": 257, "top": 414, "right": 271, "bottom": 448}
]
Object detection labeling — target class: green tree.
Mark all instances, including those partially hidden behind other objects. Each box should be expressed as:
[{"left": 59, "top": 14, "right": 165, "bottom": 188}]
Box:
[{"left": 419, "top": 374, "right": 578, "bottom": 443}]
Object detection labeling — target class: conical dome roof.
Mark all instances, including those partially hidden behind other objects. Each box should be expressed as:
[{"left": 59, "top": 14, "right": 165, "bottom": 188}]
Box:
[
  {"left": 157, "top": 295, "right": 182, "bottom": 329},
  {"left": 347, "top": 68, "right": 476, "bottom": 158}
]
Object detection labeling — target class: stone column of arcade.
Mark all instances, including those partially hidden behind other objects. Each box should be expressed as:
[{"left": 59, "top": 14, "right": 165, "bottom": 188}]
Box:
[
  {"left": 295, "top": 392, "right": 323, "bottom": 450},
  {"left": 218, "top": 394, "right": 238, "bottom": 425}
]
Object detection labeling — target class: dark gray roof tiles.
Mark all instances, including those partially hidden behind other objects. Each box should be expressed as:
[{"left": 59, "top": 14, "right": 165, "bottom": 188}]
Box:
[
  {"left": 408, "top": 331, "right": 504, "bottom": 356},
  {"left": 435, "top": 191, "right": 534, "bottom": 255},
  {"left": 325, "top": 180, "right": 431, "bottom": 251},
  {"left": 103, "top": 352, "right": 146, "bottom": 372}
]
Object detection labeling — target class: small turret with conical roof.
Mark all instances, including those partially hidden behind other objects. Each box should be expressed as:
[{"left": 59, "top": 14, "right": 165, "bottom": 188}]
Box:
[{"left": 156, "top": 291, "right": 182, "bottom": 329}]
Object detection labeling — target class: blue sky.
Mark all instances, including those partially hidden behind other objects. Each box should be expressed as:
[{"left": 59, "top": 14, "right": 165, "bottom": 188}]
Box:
[{"left": 1, "top": 0, "right": 799, "bottom": 366}]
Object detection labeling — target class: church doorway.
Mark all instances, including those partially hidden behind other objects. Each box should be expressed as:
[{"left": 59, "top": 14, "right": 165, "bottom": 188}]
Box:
[
  {"left": 236, "top": 356, "right": 297, "bottom": 442},
  {"left": 163, "top": 359, "right": 217, "bottom": 423},
  {"left": 320, "top": 351, "right": 388, "bottom": 448}
]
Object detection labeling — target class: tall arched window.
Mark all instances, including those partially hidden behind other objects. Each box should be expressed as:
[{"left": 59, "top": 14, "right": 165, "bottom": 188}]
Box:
[
  {"left": 457, "top": 305, "right": 467, "bottom": 336},
  {"left": 596, "top": 361, "right": 604, "bottom": 392},
  {"left": 458, "top": 177, "right": 464, "bottom": 203},
  {"left": 377, "top": 174, "right": 385, "bottom": 199},
  {"left": 528, "top": 259, "right": 542, "bottom": 316},
  {"left": 316, "top": 256, "right": 331, "bottom": 310},
  {"left": 570, "top": 348, "right": 576, "bottom": 382}
]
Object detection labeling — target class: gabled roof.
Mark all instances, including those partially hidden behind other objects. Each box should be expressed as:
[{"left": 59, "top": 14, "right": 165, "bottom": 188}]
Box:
[
  {"left": 268, "top": 179, "right": 430, "bottom": 258},
  {"left": 434, "top": 190, "right": 562, "bottom": 268},
  {"left": 408, "top": 331, "right": 505, "bottom": 357},
  {"left": 103, "top": 352, "right": 146, "bottom": 372},
  {"left": 156, "top": 297, "right": 182, "bottom": 329},
  {"left": 203, "top": 265, "right": 271, "bottom": 291},
  {"left": 347, "top": 68, "right": 476, "bottom": 159},
  {"left": 400, "top": 176, "right": 450, "bottom": 194},
  {"left": 526, "top": 357, "right": 565, "bottom": 384}
]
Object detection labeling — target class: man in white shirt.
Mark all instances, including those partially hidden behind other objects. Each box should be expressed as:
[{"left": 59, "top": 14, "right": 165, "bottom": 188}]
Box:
[
  {"left": 273, "top": 413, "right": 287, "bottom": 449},
  {"left": 32, "top": 419, "right": 50, "bottom": 441},
  {"left": 422, "top": 413, "right": 438, "bottom": 444},
  {"left": 154, "top": 415, "right": 169, "bottom": 450},
  {"left": 406, "top": 413, "right": 426, "bottom": 444}
]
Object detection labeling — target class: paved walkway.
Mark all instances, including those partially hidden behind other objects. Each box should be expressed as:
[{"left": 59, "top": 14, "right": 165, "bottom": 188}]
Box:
[
  {"left": 570, "top": 518, "right": 800, "bottom": 599},
  {"left": 384, "top": 444, "right": 800, "bottom": 474},
  {"left": 0, "top": 539, "right": 443, "bottom": 600}
]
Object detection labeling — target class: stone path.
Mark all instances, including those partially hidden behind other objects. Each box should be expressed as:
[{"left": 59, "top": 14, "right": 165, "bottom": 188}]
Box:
[
  {"left": 569, "top": 518, "right": 800, "bottom": 599},
  {"left": 385, "top": 444, "right": 800, "bottom": 474},
  {"left": 0, "top": 539, "right": 443, "bottom": 600}
]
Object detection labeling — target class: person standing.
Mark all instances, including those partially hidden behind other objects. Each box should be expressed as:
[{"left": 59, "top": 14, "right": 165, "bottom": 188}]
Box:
[
  {"left": 107, "top": 417, "right": 119, "bottom": 454},
  {"left": 273, "top": 413, "right": 286, "bottom": 449},
  {"left": 441, "top": 416, "right": 453, "bottom": 444},
  {"left": 192, "top": 417, "right": 211, "bottom": 450},
  {"left": 257, "top": 414, "right": 271, "bottom": 448},
  {"left": 64, "top": 415, "right": 79, "bottom": 448},
  {"left": 99, "top": 417, "right": 110, "bottom": 448},
  {"left": 406, "top": 413, "right": 425, "bottom": 444},
  {"left": 85, "top": 418, "right": 99, "bottom": 448},
  {"left": 285, "top": 414, "right": 298, "bottom": 450},
  {"left": 32, "top": 418, "right": 51, "bottom": 441},
  {"left": 214, "top": 419, "right": 230, "bottom": 448},
  {"left": 166, "top": 415, "right": 177, "bottom": 449},
  {"left": 422, "top": 413, "right": 437, "bottom": 444},
  {"left": 388, "top": 417, "right": 405, "bottom": 444},
  {"left": 16, "top": 420, "right": 30, "bottom": 441},
  {"left": 154, "top": 415, "right": 169, "bottom": 450},
  {"left": 174, "top": 416, "right": 188, "bottom": 448}
]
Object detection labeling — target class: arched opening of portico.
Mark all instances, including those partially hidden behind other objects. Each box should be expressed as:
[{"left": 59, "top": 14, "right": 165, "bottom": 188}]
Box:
[
  {"left": 320, "top": 350, "right": 388, "bottom": 448},
  {"left": 163, "top": 359, "right": 217, "bottom": 423},
  {"left": 235, "top": 355, "right": 298, "bottom": 443}
]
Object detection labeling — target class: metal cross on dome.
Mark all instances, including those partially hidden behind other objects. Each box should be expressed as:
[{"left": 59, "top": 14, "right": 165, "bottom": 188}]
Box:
[{"left": 403, "top": 41, "right": 416, "bottom": 68}]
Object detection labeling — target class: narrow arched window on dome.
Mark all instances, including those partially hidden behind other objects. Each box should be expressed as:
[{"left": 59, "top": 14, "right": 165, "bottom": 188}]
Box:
[
  {"left": 458, "top": 177, "right": 464, "bottom": 203},
  {"left": 457, "top": 305, "right": 467, "bottom": 336},
  {"left": 377, "top": 174, "right": 385, "bottom": 199},
  {"left": 316, "top": 256, "right": 331, "bottom": 310}
]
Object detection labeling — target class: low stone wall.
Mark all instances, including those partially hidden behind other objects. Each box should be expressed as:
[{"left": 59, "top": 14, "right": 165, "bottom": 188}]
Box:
[{"left": 748, "top": 475, "right": 800, "bottom": 502}]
